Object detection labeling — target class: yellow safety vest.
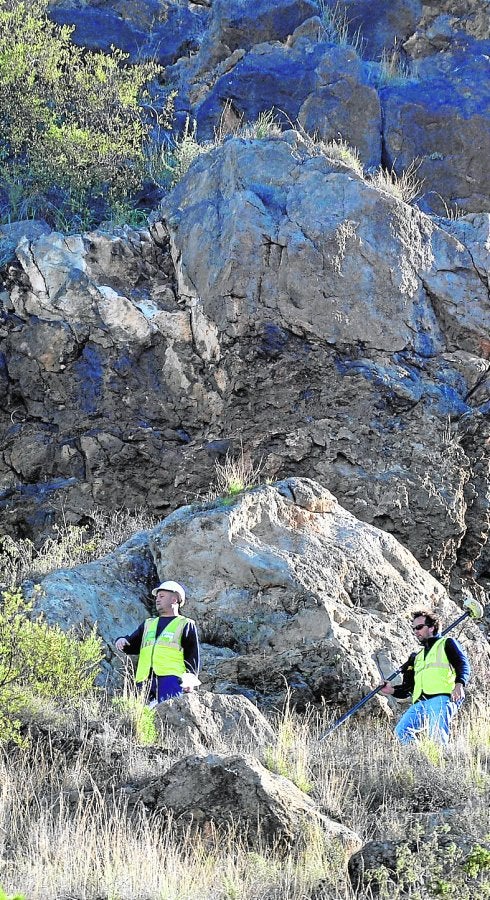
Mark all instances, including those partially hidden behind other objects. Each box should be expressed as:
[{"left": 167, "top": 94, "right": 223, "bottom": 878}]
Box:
[
  {"left": 412, "top": 637, "right": 456, "bottom": 701},
  {"left": 135, "top": 616, "right": 191, "bottom": 682}
]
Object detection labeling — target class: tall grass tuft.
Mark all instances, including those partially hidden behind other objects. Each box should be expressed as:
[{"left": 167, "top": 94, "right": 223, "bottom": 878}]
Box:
[
  {"left": 317, "top": 0, "right": 364, "bottom": 55},
  {"left": 368, "top": 159, "right": 423, "bottom": 204}
]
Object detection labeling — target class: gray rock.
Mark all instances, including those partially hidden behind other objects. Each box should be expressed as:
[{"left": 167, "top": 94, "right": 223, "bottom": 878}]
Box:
[
  {"left": 0, "top": 220, "right": 51, "bottom": 267},
  {"left": 121, "top": 751, "right": 362, "bottom": 851},
  {"left": 147, "top": 478, "right": 490, "bottom": 706},
  {"left": 381, "top": 37, "right": 490, "bottom": 215},
  {"left": 1, "top": 136, "right": 489, "bottom": 597},
  {"left": 30, "top": 529, "right": 157, "bottom": 649},
  {"left": 27, "top": 478, "right": 490, "bottom": 707},
  {"left": 154, "top": 690, "right": 275, "bottom": 752}
]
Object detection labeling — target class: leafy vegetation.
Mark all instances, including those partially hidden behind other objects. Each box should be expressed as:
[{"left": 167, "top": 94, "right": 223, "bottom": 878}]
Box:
[
  {"left": 0, "top": 587, "right": 103, "bottom": 744},
  {"left": 0, "top": 0, "right": 161, "bottom": 230}
]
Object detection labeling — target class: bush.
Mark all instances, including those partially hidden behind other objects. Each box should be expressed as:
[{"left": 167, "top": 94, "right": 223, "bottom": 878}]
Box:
[
  {"left": 0, "top": 587, "right": 103, "bottom": 743},
  {"left": 0, "top": 0, "right": 161, "bottom": 229}
]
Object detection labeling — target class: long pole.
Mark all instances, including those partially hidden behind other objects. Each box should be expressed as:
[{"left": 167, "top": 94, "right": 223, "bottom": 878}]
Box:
[{"left": 318, "top": 609, "right": 472, "bottom": 742}]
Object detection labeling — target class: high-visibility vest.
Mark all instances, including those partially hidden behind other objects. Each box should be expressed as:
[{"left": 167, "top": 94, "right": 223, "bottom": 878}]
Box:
[
  {"left": 135, "top": 616, "right": 192, "bottom": 681},
  {"left": 412, "top": 637, "right": 456, "bottom": 701}
]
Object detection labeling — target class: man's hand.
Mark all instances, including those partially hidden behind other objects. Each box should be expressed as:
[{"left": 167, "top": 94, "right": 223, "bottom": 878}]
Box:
[
  {"left": 380, "top": 682, "right": 394, "bottom": 695},
  {"left": 180, "top": 672, "right": 200, "bottom": 692},
  {"left": 115, "top": 637, "right": 129, "bottom": 652},
  {"left": 451, "top": 683, "right": 465, "bottom": 703}
]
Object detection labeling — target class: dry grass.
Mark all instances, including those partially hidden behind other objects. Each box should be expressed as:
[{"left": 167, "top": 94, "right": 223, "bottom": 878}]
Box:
[
  {"left": 317, "top": 0, "right": 364, "bottom": 55},
  {"left": 377, "top": 45, "right": 414, "bottom": 86},
  {"left": 0, "top": 507, "right": 157, "bottom": 590},
  {"left": 0, "top": 691, "right": 489, "bottom": 898},
  {"left": 368, "top": 160, "right": 423, "bottom": 205},
  {"left": 207, "top": 444, "right": 265, "bottom": 501}
]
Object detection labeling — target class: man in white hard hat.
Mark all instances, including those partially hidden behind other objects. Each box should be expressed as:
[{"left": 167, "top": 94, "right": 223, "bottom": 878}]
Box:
[{"left": 115, "top": 580, "right": 200, "bottom": 704}]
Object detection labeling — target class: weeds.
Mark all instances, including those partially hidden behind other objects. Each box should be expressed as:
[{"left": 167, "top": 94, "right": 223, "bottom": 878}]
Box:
[
  {"left": 377, "top": 43, "right": 415, "bottom": 86},
  {"left": 210, "top": 445, "right": 264, "bottom": 500},
  {"left": 317, "top": 0, "right": 363, "bottom": 55},
  {"left": 112, "top": 696, "right": 158, "bottom": 746},
  {"left": 322, "top": 138, "right": 364, "bottom": 176},
  {"left": 147, "top": 115, "right": 212, "bottom": 188},
  {"left": 0, "top": 587, "right": 103, "bottom": 744},
  {"left": 368, "top": 159, "right": 423, "bottom": 204},
  {"left": 292, "top": 124, "right": 364, "bottom": 177},
  {"left": 235, "top": 108, "right": 283, "bottom": 141},
  {"left": 0, "top": 691, "right": 489, "bottom": 897},
  {"left": 264, "top": 693, "right": 313, "bottom": 793},
  {"left": 0, "top": 507, "right": 156, "bottom": 590},
  {"left": 430, "top": 192, "right": 466, "bottom": 220}
]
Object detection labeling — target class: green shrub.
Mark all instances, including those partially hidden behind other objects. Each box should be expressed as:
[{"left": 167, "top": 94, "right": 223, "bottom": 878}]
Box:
[
  {"left": 113, "top": 696, "right": 158, "bottom": 746},
  {"left": 0, "top": 0, "right": 161, "bottom": 229},
  {"left": 0, "top": 888, "right": 26, "bottom": 900},
  {"left": 0, "top": 587, "right": 103, "bottom": 743}
]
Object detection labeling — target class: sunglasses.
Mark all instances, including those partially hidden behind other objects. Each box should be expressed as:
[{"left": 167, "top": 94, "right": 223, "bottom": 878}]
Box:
[{"left": 412, "top": 623, "right": 426, "bottom": 631}]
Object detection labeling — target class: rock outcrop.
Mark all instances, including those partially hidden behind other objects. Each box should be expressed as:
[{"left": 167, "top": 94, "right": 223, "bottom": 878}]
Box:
[
  {"left": 2, "top": 135, "right": 488, "bottom": 598},
  {"left": 32, "top": 479, "right": 490, "bottom": 707},
  {"left": 121, "top": 751, "right": 361, "bottom": 851}
]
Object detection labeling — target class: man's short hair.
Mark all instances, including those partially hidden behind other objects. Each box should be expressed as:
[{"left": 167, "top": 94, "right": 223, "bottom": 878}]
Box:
[{"left": 412, "top": 609, "right": 440, "bottom": 632}]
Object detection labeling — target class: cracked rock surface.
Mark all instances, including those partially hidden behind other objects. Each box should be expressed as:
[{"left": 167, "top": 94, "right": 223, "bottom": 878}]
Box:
[{"left": 1, "top": 136, "right": 488, "bottom": 600}]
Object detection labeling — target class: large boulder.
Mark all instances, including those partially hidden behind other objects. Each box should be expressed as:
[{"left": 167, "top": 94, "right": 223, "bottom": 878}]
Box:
[
  {"left": 121, "top": 751, "right": 362, "bottom": 852},
  {"left": 148, "top": 478, "right": 490, "bottom": 706},
  {"left": 31, "top": 479, "right": 490, "bottom": 707},
  {"left": 29, "top": 529, "right": 156, "bottom": 642},
  {"left": 154, "top": 690, "right": 275, "bottom": 753},
  {"left": 161, "top": 135, "right": 489, "bottom": 354}
]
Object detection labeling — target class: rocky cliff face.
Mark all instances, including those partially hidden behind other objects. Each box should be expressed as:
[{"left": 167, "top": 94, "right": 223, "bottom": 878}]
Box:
[{"left": 1, "top": 0, "right": 489, "bottom": 601}]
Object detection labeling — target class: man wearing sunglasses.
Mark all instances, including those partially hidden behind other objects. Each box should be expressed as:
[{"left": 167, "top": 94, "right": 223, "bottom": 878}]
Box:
[{"left": 380, "top": 609, "right": 470, "bottom": 745}]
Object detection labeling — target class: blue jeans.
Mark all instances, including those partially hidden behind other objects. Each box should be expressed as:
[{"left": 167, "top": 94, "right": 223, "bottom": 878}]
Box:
[{"left": 395, "top": 695, "right": 460, "bottom": 746}]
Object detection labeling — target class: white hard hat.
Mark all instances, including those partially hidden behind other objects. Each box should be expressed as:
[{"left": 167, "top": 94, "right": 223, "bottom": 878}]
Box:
[{"left": 151, "top": 580, "right": 186, "bottom": 606}]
